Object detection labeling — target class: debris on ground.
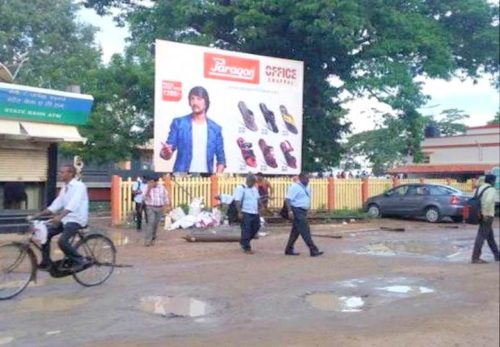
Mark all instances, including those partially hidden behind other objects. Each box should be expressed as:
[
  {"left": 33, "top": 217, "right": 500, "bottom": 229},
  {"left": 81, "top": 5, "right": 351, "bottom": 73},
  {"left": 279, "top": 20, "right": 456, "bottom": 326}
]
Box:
[
  {"left": 311, "top": 234, "right": 343, "bottom": 239},
  {"left": 380, "top": 226, "right": 405, "bottom": 232}
]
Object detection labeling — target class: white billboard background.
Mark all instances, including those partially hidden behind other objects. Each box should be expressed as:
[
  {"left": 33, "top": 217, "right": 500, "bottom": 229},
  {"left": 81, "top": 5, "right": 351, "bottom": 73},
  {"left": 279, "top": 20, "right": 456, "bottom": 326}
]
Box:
[{"left": 154, "top": 40, "right": 304, "bottom": 174}]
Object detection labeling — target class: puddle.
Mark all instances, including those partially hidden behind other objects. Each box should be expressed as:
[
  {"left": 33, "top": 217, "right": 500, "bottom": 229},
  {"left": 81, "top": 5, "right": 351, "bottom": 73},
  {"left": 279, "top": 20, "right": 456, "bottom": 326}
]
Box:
[
  {"left": 19, "top": 297, "right": 89, "bottom": 313},
  {"left": 355, "top": 240, "right": 477, "bottom": 261},
  {"left": 139, "top": 296, "right": 210, "bottom": 318},
  {"left": 111, "top": 232, "right": 129, "bottom": 246},
  {"left": 306, "top": 277, "right": 436, "bottom": 313},
  {"left": 305, "top": 293, "right": 365, "bottom": 312},
  {"left": 0, "top": 337, "right": 14, "bottom": 345},
  {"left": 377, "top": 285, "right": 434, "bottom": 294}
]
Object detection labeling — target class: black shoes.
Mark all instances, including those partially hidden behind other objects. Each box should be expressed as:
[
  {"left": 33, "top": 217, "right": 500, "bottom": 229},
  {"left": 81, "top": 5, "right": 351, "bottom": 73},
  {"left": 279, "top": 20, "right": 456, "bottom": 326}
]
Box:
[
  {"left": 471, "top": 258, "right": 489, "bottom": 264},
  {"left": 259, "top": 103, "right": 279, "bottom": 133},
  {"left": 285, "top": 250, "right": 300, "bottom": 256},
  {"left": 238, "top": 101, "right": 258, "bottom": 131},
  {"left": 310, "top": 250, "right": 324, "bottom": 257},
  {"left": 38, "top": 261, "right": 51, "bottom": 271}
]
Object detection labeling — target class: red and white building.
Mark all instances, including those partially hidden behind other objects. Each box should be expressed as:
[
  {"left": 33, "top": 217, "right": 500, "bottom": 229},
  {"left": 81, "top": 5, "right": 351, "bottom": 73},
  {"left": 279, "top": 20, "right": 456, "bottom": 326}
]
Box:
[{"left": 391, "top": 124, "right": 500, "bottom": 179}]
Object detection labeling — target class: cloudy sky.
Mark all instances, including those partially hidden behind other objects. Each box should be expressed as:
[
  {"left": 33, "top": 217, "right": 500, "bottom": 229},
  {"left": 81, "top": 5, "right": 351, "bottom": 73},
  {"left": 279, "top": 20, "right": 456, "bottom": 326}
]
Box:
[{"left": 77, "top": 8, "right": 499, "bottom": 134}]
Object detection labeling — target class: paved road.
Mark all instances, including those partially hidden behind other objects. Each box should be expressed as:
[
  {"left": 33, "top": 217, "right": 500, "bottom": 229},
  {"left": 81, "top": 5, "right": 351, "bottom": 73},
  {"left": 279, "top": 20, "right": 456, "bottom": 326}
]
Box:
[{"left": 0, "top": 218, "right": 498, "bottom": 347}]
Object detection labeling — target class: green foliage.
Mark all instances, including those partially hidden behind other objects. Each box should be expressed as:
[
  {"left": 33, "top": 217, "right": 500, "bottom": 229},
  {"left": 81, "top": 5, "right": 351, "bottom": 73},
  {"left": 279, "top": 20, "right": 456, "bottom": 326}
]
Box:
[
  {"left": 0, "top": 0, "right": 101, "bottom": 89},
  {"left": 83, "top": 0, "right": 498, "bottom": 172},
  {"left": 488, "top": 111, "right": 500, "bottom": 125},
  {"left": 62, "top": 54, "right": 154, "bottom": 163},
  {"left": 424, "top": 108, "right": 469, "bottom": 136}
]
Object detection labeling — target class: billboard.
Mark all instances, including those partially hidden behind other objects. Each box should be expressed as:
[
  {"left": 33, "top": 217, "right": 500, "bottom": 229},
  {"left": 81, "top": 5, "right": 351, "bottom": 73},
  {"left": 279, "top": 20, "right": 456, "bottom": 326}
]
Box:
[{"left": 154, "top": 40, "right": 303, "bottom": 174}]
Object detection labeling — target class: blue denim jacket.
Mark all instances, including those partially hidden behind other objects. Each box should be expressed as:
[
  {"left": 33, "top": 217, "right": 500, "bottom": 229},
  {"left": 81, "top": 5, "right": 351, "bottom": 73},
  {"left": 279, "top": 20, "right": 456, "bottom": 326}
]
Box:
[{"left": 166, "top": 114, "right": 226, "bottom": 173}]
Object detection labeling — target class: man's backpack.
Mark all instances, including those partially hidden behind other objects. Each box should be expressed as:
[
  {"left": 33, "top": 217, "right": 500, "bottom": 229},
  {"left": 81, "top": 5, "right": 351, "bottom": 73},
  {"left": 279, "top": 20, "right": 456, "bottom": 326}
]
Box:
[
  {"left": 464, "top": 186, "right": 492, "bottom": 225},
  {"left": 227, "top": 185, "right": 246, "bottom": 224}
]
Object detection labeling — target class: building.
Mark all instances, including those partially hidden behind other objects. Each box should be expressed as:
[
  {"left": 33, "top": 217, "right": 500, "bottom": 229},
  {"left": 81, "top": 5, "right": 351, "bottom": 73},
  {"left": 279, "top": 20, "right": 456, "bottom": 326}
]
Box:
[
  {"left": 390, "top": 124, "right": 500, "bottom": 180},
  {"left": 0, "top": 82, "right": 93, "bottom": 218}
]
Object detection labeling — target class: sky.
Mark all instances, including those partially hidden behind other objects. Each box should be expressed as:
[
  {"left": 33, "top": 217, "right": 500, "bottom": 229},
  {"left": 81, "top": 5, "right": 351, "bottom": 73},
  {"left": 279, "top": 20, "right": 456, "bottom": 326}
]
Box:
[{"left": 77, "top": 8, "right": 499, "bottom": 134}]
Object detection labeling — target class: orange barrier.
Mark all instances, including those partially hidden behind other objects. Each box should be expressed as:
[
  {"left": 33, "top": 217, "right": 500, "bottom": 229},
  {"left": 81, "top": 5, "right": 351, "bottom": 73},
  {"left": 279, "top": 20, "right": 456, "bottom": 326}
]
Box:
[{"left": 111, "top": 175, "right": 475, "bottom": 225}]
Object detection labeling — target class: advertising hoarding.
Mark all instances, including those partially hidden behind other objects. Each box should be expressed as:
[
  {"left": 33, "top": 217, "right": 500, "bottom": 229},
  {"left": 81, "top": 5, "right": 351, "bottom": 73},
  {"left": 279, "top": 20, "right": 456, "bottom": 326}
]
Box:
[{"left": 154, "top": 40, "right": 303, "bottom": 174}]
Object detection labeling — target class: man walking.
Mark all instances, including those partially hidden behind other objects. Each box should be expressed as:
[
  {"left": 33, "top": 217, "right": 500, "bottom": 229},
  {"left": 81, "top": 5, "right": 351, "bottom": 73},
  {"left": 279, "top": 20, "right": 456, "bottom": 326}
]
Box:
[
  {"left": 284, "top": 172, "right": 323, "bottom": 257},
  {"left": 131, "top": 175, "right": 145, "bottom": 231},
  {"left": 471, "top": 174, "right": 499, "bottom": 264},
  {"left": 234, "top": 174, "right": 261, "bottom": 254},
  {"left": 143, "top": 175, "right": 170, "bottom": 247}
]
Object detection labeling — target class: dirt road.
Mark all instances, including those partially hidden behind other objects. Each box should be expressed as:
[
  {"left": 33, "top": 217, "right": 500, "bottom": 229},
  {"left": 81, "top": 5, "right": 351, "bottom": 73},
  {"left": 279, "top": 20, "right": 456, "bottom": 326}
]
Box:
[{"left": 0, "top": 218, "right": 498, "bottom": 347}]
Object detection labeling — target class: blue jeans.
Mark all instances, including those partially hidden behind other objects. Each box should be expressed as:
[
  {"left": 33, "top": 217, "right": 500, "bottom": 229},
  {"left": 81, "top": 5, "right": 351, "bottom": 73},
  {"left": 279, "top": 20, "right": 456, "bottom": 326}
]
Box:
[{"left": 240, "top": 213, "right": 260, "bottom": 250}]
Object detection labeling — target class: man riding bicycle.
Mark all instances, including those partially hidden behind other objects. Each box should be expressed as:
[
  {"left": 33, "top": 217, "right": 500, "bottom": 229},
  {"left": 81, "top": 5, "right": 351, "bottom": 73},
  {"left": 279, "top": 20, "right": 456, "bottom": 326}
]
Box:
[{"left": 32, "top": 164, "right": 90, "bottom": 271}]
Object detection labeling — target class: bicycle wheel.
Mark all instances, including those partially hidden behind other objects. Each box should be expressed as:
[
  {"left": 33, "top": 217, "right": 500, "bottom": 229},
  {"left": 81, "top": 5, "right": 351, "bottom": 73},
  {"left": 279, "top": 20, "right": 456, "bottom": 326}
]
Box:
[
  {"left": 73, "top": 234, "right": 116, "bottom": 287},
  {"left": 0, "top": 243, "right": 36, "bottom": 300}
]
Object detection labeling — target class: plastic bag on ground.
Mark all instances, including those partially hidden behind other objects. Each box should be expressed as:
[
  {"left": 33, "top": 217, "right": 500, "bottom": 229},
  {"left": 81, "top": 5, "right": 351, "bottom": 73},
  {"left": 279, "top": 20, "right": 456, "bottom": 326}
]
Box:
[
  {"left": 169, "top": 207, "right": 186, "bottom": 222},
  {"left": 188, "top": 197, "right": 203, "bottom": 217},
  {"left": 169, "top": 215, "right": 197, "bottom": 230}
]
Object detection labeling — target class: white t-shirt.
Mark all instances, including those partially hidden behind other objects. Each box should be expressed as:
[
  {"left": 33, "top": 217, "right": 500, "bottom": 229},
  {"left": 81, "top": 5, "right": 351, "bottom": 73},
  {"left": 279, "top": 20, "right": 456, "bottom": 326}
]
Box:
[
  {"left": 189, "top": 121, "right": 208, "bottom": 172},
  {"left": 132, "top": 180, "right": 144, "bottom": 203}
]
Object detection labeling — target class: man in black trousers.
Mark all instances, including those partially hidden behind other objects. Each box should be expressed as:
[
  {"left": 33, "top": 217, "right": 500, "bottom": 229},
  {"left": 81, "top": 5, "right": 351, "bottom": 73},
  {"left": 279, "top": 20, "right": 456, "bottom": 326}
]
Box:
[{"left": 284, "top": 172, "right": 323, "bottom": 257}]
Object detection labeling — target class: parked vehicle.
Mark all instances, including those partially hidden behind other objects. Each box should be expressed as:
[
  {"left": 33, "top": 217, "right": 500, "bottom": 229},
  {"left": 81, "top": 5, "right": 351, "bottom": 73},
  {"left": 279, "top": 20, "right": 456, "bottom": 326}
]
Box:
[{"left": 363, "top": 184, "right": 469, "bottom": 223}]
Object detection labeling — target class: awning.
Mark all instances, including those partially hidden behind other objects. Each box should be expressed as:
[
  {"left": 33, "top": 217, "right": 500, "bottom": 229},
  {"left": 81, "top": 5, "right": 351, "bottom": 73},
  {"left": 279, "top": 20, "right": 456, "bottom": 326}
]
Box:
[
  {"left": 0, "top": 119, "right": 21, "bottom": 135},
  {"left": 0, "top": 119, "right": 85, "bottom": 142},
  {"left": 389, "top": 163, "right": 497, "bottom": 174}
]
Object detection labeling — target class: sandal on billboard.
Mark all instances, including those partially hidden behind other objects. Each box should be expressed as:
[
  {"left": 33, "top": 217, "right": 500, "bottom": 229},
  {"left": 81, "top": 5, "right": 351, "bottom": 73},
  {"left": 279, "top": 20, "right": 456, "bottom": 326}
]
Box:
[
  {"left": 279, "top": 105, "right": 298, "bottom": 134},
  {"left": 238, "top": 101, "right": 258, "bottom": 131},
  {"left": 237, "top": 137, "right": 257, "bottom": 167},
  {"left": 258, "top": 139, "right": 278, "bottom": 168},
  {"left": 259, "top": 103, "right": 279, "bottom": 133},
  {"left": 280, "top": 140, "right": 297, "bottom": 168}
]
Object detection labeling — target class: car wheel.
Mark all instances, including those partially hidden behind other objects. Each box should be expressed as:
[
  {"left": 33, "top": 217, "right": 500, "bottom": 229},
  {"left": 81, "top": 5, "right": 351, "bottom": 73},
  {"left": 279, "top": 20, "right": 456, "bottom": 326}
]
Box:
[
  {"left": 425, "top": 207, "right": 440, "bottom": 223},
  {"left": 367, "top": 204, "right": 381, "bottom": 218}
]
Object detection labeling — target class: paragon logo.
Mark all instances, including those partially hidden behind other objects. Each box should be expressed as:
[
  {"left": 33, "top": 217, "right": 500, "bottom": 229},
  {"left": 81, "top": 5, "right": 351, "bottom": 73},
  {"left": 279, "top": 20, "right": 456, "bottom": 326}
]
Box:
[{"left": 204, "top": 53, "right": 260, "bottom": 84}]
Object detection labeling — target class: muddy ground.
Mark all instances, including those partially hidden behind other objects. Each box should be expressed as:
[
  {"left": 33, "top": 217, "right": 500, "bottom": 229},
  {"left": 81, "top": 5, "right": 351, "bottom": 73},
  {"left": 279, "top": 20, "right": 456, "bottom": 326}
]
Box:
[{"left": 0, "top": 217, "right": 499, "bottom": 347}]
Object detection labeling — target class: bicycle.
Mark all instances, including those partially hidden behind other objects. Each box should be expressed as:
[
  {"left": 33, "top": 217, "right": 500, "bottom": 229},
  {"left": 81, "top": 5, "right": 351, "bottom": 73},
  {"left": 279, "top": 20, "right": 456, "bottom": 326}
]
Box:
[{"left": 0, "top": 218, "right": 116, "bottom": 300}]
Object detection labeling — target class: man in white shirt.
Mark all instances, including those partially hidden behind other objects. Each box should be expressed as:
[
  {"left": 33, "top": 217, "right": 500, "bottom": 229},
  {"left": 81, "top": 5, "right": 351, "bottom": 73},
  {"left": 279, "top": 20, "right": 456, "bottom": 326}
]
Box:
[{"left": 33, "top": 164, "right": 89, "bottom": 271}]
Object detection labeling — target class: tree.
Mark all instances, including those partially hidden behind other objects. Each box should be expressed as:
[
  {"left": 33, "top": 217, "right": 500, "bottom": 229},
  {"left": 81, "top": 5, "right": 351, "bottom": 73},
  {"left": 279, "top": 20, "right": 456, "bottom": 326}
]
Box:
[
  {"left": 488, "top": 111, "right": 500, "bottom": 125},
  {"left": 425, "top": 108, "right": 469, "bottom": 137},
  {"left": 65, "top": 54, "right": 154, "bottom": 163},
  {"left": 0, "top": 0, "right": 155, "bottom": 163},
  {"left": 345, "top": 114, "right": 407, "bottom": 175},
  {"left": 84, "top": 0, "right": 499, "bottom": 171},
  {"left": 0, "top": 0, "right": 101, "bottom": 89}
]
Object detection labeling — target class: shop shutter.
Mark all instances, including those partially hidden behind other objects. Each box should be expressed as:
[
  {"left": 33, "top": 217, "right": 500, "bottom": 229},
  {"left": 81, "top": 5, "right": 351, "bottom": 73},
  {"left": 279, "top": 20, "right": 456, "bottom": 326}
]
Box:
[{"left": 0, "top": 147, "right": 48, "bottom": 181}]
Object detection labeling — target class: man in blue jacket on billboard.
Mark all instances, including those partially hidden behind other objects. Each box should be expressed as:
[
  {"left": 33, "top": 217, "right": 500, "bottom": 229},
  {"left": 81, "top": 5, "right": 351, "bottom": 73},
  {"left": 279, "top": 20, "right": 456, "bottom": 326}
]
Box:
[{"left": 160, "top": 86, "right": 226, "bottom": 173}]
